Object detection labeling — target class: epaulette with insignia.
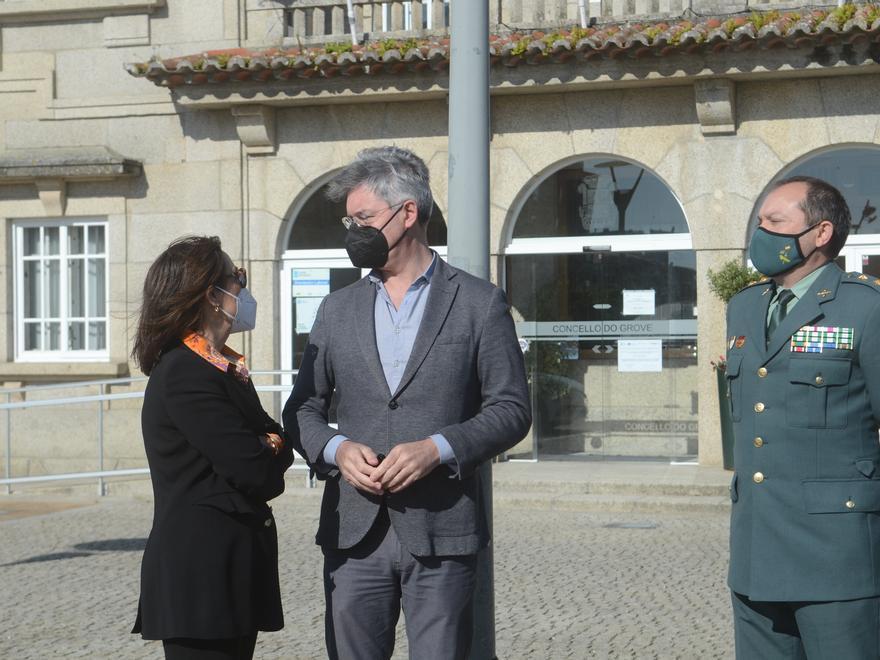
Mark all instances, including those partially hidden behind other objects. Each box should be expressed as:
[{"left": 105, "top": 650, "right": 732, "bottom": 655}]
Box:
[
  {"left": 738, "top": 276, "right": 772, "bottom": 292},
  {"left": 843, "top": 271, "right": 880, "bottom": 291}
]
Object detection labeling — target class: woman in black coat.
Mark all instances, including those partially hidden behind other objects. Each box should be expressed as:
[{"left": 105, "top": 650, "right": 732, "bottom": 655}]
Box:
[{"left": 131, "top": 235, "right": 293, "bottom": 660}]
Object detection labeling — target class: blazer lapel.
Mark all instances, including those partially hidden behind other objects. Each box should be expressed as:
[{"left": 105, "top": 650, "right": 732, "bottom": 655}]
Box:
[
  {"left": 355, "top": 277, "right": 392, "bottom": 398},
  {"left": 392, "top": 261, "right": 459, "bottom": 399},
  {"left": 765, "top": 265, "right": 842, "bottom": 359}
]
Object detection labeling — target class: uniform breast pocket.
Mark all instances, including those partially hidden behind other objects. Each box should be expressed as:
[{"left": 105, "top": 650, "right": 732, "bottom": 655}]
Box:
[
  {"left": 725, "top": 354, "right": 743, "bottom": 422},
  {"left": 787, "top": 357, "right": 851, "bottom": 429}
]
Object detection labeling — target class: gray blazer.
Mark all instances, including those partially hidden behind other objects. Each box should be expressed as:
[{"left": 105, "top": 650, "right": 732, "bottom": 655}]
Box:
[{"left": 283, "top": 257, "right": 531, "bottom": 556}]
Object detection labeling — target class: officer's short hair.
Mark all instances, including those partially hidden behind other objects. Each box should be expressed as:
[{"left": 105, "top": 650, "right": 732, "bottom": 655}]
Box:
[
  {"left": 326, "top": 146, "right": 434, "bottom": 226},
  {"left": 771, "top": 175, "right": 851, "bottom": 257}
]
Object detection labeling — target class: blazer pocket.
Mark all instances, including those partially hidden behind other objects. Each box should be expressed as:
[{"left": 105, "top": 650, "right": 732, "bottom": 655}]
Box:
[
  {"left": 787, "top": 357, "right": 851, "bottom": 429},
  {"left": 802, "top": 478, "right": 880, "bottom": 513}
]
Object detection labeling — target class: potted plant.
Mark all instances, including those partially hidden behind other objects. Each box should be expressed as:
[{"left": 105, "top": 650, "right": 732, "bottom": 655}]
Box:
[{"left": 707, "top": 259, "right": 760, "bottom": 470}]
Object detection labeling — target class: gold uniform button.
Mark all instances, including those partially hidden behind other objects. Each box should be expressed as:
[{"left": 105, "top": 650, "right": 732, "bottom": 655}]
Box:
[
  {"left": 753, "top": 472, "right": 765, "bottom": 484},
  {"left": 846, "top": 500, "right": 856, "bottom": 509},
  {"left": 815, "top": 376, "right": 824, "bottom": 385},
  {"left": 757, "top": 367, "right": 768, "bottom": 378},
  {"left": 264, "top": 518, "right": 272, "bottom": 527},
  {"left": 754, "top": 402, "right": 765, "bottom": 413},
  {"left": 753, "top": 437, "right": 764, "bottom": 448}
]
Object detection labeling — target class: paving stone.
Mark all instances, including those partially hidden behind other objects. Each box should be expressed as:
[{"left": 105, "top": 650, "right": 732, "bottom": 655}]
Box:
[{"left": 0, "top": 484, "right": 733, "bottom": 659}]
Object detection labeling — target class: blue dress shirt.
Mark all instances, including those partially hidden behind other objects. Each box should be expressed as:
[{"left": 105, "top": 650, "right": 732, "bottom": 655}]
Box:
[{"left": 322, "top": 252, "right": 457, "bottom": 470}]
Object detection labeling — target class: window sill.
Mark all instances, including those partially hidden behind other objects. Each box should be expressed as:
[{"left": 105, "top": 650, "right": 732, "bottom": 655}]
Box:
[
  {"left": 0, "top": 360, "right": 129, "bottom": 383},
  {"left": 0, "top": 0, "right": 165, "bottom": 22}
]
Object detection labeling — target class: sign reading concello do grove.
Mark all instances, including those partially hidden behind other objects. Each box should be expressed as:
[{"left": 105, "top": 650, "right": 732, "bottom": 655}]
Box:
[{"left": 515, "top": 320, "right": 697, "bottom": 339}]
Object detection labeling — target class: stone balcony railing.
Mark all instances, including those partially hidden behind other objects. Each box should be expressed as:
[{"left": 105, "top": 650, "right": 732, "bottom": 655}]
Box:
[{"left": 277, "top": 0, "right": 814, "bottom": 45}]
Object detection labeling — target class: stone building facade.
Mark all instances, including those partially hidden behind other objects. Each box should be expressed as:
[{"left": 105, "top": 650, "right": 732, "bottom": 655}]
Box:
[{"left": 2, "top": 0, "right": 880, "bottom": 478}]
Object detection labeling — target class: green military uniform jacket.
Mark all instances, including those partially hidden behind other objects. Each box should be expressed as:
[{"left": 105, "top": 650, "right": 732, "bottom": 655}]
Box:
[{"left": 726, "top": 264, "right": 880, "bottom": 601}]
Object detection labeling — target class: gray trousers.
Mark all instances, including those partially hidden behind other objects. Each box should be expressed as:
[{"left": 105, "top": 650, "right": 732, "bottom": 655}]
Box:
[
  {"left": 322, "top": 509, "right": 477, "bottom": 660},
  {"left": 732, "top": 591, "right": 880, "bottom": 659}
]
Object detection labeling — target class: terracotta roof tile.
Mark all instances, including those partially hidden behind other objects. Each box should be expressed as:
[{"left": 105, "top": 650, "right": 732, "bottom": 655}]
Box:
[{"left": 126, "top": 4, "right": 880, "bottom": 88}]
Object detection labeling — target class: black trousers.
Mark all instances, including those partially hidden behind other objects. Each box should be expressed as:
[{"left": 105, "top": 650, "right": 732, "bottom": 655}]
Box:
[{"left": 162, "top": 633, "right": 258, "bottom": 660}]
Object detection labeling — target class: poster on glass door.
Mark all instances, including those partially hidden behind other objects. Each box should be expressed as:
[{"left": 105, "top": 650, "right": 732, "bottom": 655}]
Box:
[
  {"left": 291, "top": 269, "right": 330, "bottom": 297},
  {"left": 292, "top": 269, "right": 331, "bottom": 334}
]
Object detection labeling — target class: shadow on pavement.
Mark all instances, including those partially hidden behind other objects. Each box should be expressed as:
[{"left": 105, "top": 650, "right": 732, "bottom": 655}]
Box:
[
  {"left": 74, "top": 538, "right": 147, "bottom": 552},
  {"left": 1, "top": 551, "right": 94, "bottom": 566},
  {"left": 1, "top": 537, "right": 147, "bottom": 567}
]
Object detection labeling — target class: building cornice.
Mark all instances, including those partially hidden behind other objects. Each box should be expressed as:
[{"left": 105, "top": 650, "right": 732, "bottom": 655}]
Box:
[{"left": 0, "top": 0, "right": 165, "bottom": 23}]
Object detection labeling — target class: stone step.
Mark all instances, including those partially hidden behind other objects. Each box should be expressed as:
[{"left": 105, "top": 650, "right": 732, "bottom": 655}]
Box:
[
  {"left": 493, "top": 490, "right": 731, "bottom": 514},
  {"left": 492, "top": 478, "right": 730, "bottom": 498}
]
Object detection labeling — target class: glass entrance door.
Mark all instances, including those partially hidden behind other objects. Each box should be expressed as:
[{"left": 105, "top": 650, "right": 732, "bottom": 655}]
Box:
[
  {"left": 506, "top": 248, "right": 698, "bottom": 461},
  {"left": 280, "top": 255, "right": 363, "bottom": 399}
]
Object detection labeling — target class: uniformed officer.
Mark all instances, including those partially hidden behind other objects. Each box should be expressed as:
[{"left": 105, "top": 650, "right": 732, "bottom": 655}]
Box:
[{"left": 726, "top": 175, "right": 880, "bottom": 659}]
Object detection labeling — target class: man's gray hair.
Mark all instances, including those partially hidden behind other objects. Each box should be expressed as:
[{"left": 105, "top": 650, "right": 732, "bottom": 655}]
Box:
[{"left": 326, "top": 146, "right": 434, "bottom": 225}]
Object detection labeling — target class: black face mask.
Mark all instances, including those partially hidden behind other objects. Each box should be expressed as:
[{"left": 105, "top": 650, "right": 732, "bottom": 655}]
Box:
[{"left": 344, "top": 204, "right": 405, "bottom": 269}]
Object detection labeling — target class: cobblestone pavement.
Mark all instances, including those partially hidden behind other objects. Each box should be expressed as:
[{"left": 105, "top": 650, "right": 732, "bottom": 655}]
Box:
[{"left": 0, "top": 485, "right": 733, "bottom": 659}]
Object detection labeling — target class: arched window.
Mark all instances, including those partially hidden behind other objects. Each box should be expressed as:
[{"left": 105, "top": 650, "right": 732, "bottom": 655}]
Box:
[
  {"left": 287, "top": 182, "right": 447, "bottom": 251},
  {"left": 503, "top": 156, "right": 697, "bottom": 462},
  {"left": 280, "top": 181, "right": 447, "bottom": 399},
  {"left": 513, "top": 158, "right": 689, "bottom": 239},
  {"left": 783, "top": 146, "right": 880, "bottom": 235},
  {"left": 757, "top": 145, "right": 880, "bottom": 276}
]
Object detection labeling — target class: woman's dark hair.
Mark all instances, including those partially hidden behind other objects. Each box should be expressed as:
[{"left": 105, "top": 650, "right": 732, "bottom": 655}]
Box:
[{"left": 132, "top": 235, "right": 228, "bottom": 375}]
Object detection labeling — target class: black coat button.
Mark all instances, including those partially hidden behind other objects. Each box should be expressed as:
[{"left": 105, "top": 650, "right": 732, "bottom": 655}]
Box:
[{"left": 388, "top": 400, "right": 399, "bottom": 409}]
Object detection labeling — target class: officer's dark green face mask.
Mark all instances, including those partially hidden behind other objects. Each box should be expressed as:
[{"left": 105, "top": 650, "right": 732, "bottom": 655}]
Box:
[{"left": 748, "top": 224, "right": 821, "bottom": 276}]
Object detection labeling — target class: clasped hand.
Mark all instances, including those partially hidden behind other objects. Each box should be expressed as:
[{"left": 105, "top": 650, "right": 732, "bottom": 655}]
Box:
[{"left": 335, "top": 439, "right": 440, "bottom": 495}]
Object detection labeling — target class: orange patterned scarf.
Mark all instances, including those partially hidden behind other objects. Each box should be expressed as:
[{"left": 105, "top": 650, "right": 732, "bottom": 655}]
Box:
[{"left": 182, "top": 332, "right": 250, "bottom": 384}]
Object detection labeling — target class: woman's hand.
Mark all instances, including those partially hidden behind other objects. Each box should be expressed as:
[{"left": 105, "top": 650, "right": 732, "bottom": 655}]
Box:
[{"left": 262, "top": 432, "right": 284, "bottom": 456}]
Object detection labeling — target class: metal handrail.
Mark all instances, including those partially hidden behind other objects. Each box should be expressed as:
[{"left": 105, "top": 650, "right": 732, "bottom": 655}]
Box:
[
  {"left": 1, "top": 370, "right": 302, "bottom": 495},
  {"left": 0, "top": 375, "right": 149, "bottom": 395}
]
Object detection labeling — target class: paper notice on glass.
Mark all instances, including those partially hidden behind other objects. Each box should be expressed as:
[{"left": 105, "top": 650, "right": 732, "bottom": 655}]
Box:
[
  {"left": 295, "top": 297, "right": 323, "bottom": 334},
  {"left": 291, "top": 269, "right": 330, "bottom": 298},
  {"left": 617, "top": 339, "right": 662, "bottom": 372},
  {"left": 623, "top": 289, "right": 655, "bottom": 316}
]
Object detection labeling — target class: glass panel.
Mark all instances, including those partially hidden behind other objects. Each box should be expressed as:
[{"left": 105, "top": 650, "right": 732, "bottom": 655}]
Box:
[
  {"left": 46, "top": 322, "right": 60, "bottom": 350},
  {"left": 506, "top": 251, "right": 698, "bottom": 460},
  {"left": 88, "top": 321, "right": 106, "bottom": 351},
  {"left": 23, "top": 260, "right": 41, "bottom": 318},
  {"left": 786, "top": 147, "right": 880, "bottom": 235},
  {"left": 88, "top": 225, "right": 105, "bottom": 254},
  {"left": 23, "top": 227, "right": 41, "bottom": 257},
  {"left": 24, "top": 322, "right": 41, "bottom": 351},
  {"left": 68, "top": 259, "right": 85, "bottom": 317},
  {"left": 68, "top": 226, "right": 85, "bottom": 255},
  {"left": 68, "top": 321, "right": 85, "bottom": 350},
  {"left": 46, "top": 260, "right": 60, "bottom": 317},
  {"left": 87, "top": 259, "right": 106, "bottom": 316},
  {"left": 513, "top": 158, "right": 689, "bottom": 238},
  {"left": 859, "top": 253, "right": 880, "bottom": 278},
  {"left": 288, "top": 183, "right": 447, "bottom": 249},
  {"left": 43, "top": 226, "right": 60, "bottom": 255},
  {"left": 291, "top": 267, "right": 361, "bottom": 424}
]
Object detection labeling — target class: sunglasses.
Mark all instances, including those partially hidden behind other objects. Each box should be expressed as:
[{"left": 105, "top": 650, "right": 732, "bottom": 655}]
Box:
[{"left": 224, "top": 266, "right": 247, "bottom": 289}]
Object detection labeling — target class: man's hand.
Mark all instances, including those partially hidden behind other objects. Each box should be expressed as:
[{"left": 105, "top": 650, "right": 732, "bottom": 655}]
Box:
[
  {"left": 370, "top": 439, "right": 440, "bottom": 493},
  {"left": 336, "top": 440, "right": 384, "bottom": 495}
]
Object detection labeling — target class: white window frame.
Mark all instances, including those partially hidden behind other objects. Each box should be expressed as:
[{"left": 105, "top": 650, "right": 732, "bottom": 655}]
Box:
[
  {"left": 503, "top": 233, "right": 693, "bottom": 256},
  {"left": 13, "top": 217, "right": 110, "bottom": 362}
]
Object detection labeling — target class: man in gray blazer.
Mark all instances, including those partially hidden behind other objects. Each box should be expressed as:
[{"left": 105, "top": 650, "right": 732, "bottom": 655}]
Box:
[{"left": 284, "top": 146, "right": 531, "bottom": 660}]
